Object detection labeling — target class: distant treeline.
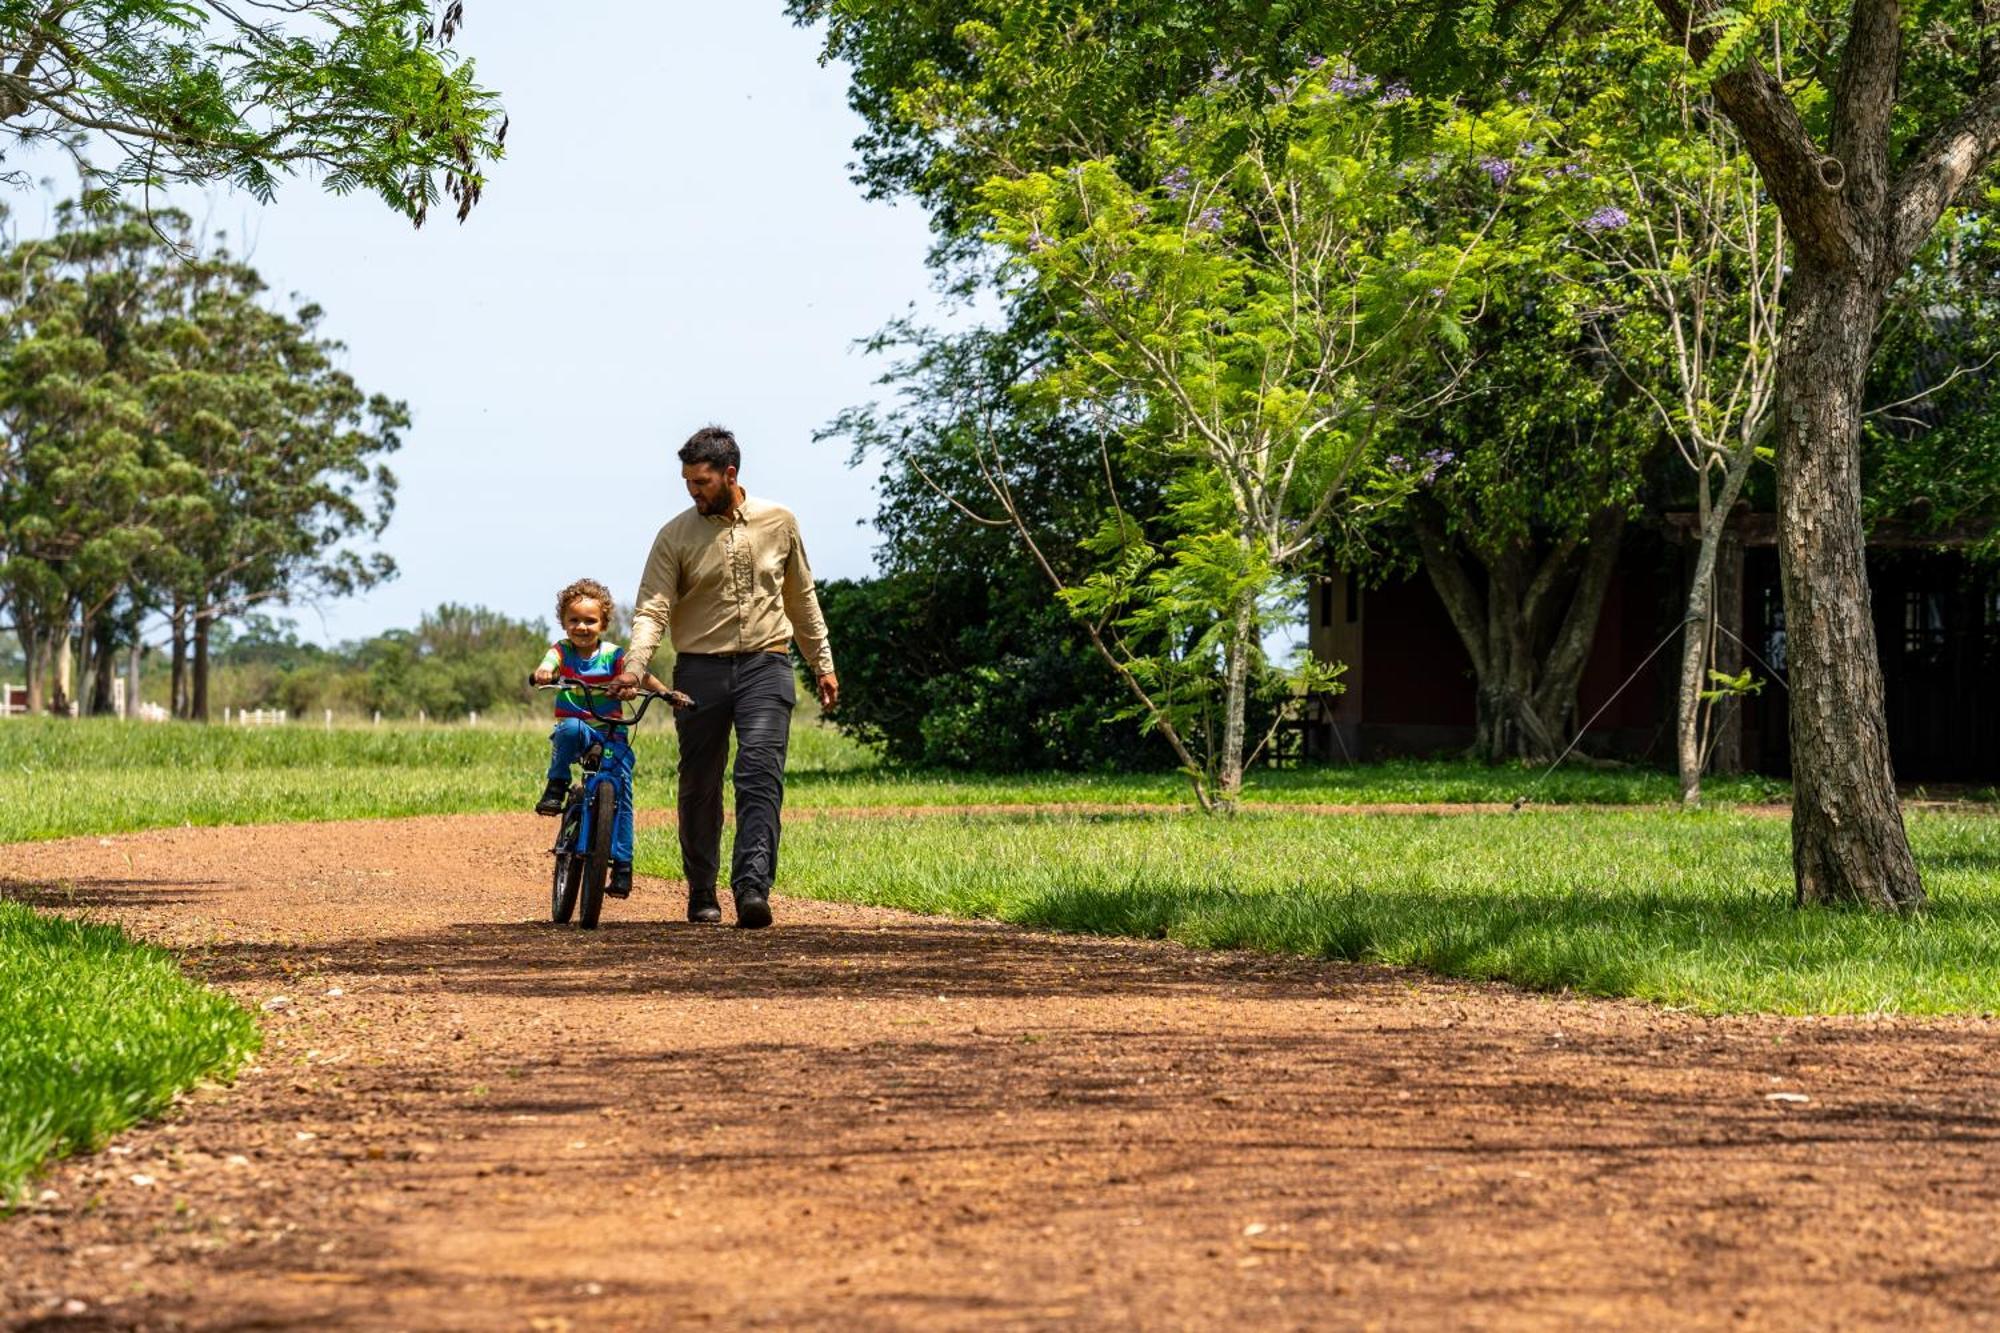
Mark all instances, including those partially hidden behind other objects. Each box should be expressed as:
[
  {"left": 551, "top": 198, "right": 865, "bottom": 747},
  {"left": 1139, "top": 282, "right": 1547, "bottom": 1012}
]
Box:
[{"left": 108, "top": 605, "right": 572, "bottom": 722}]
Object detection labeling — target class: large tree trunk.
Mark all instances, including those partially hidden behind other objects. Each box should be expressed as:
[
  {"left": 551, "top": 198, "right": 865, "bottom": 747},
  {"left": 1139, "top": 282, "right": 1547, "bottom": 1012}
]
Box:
[
  {"left": 1777, "top": 268, "right": 1922, "bottom": 910},
  {"left": 1413, "top": 501, "right": 1624, "bottom": 764},
  {"left": 192, "top": 610, "right": 213, "bottom": 724},
  {"left": 1648, "top": 0, "right": 1962, "bottom": 909}
]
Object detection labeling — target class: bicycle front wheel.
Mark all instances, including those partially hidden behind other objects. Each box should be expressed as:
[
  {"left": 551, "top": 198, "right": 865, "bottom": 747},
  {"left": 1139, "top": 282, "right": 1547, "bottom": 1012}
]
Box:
[
  {"left": 577, "top": 781, "right": 616, "bottom": 930},
  {"left": 551, "top": 800, "right": 583, "bottom": 924}
]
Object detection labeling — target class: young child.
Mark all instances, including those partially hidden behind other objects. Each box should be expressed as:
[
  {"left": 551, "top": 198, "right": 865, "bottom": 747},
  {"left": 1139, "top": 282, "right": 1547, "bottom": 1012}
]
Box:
[{"left": 531, "top": 578, "right": 669, "bottom": 898}]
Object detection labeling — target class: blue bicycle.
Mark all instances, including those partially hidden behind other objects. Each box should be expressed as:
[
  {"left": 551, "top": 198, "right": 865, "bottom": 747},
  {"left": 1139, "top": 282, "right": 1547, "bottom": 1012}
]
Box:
[{"left": 531, "top": 679, "right": 688, "bottom": 929}]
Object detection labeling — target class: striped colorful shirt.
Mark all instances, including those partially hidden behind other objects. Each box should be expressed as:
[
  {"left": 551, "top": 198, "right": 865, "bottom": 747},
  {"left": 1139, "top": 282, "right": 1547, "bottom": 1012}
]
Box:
[{"left": 538, "top": 640, "right": 627, "bottom": 721}]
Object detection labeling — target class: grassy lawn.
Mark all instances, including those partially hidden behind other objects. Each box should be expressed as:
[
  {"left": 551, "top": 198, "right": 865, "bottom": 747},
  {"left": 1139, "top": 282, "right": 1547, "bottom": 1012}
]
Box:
[
  {"left": 0, "top": 716, "right": 1816, "bottom": 843},
  {"left": 0, "top": 903, "right": 260, "bottom": 1201},
  {"left": 637, "top": 807, "right": 2000, "bottom": 1015}
]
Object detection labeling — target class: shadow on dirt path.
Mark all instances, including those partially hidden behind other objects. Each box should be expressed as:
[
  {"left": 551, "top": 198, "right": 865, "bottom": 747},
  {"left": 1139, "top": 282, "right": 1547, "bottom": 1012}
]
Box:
[{"left": 4, "top": 812, "right": 2000, "bottom": 1330}]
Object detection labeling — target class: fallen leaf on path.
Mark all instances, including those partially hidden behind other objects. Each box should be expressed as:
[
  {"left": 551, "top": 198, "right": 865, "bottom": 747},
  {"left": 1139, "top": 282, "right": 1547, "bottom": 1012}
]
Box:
[{"left": 1765, "top": 1092, "right": 1811, "bottom": 1104}]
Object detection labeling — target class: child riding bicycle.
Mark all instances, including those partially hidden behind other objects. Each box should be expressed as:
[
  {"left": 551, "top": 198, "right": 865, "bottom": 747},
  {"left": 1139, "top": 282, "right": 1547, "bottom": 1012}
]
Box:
[{"left": 531, "top": 578, "right": 676, "bottom": 898}]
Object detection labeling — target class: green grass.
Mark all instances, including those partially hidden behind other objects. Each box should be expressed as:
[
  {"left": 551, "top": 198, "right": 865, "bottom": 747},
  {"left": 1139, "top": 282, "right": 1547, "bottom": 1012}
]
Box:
[
  {"left": 638, "top": 807, "right": 2000, "bottom": 1015},
  {"left": 0, "top": 903, "right": 260, "bottom": 1200},
  {"left": 0, "top": 715, "right": 879, "bottom": 842},
  {"left": 0, "top": 717, "right": 1819, "bottom": 843}
]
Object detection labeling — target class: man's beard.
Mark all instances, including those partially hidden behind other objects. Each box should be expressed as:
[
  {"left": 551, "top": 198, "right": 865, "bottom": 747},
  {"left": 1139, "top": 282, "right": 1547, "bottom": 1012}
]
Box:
[{"left": 697, "top": 489, "right": 734, "bottom": 516}]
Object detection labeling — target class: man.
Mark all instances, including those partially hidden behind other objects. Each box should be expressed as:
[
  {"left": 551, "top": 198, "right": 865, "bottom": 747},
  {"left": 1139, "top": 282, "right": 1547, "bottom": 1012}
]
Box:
[{"left": 610, "top": 425, "right": 838, "bottom": 929}]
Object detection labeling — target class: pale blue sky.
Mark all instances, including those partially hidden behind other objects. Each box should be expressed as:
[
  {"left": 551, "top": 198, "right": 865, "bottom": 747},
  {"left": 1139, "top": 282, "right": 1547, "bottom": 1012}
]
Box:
[{"left": 16, "top": 4, "right": 944, "bottom": 645}]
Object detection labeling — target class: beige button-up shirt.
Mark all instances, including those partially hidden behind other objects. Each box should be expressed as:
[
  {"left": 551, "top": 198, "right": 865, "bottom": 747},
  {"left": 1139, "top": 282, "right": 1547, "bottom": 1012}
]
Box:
[{"left": 623, "top": 495, "right": 835, "bottom": 679}]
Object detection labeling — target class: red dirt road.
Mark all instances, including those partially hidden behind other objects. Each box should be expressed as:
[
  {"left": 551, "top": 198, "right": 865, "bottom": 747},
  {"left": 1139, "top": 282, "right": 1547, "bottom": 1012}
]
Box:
[{"left": 4, "top": 813, "right": 2000, "bottom": 1330}]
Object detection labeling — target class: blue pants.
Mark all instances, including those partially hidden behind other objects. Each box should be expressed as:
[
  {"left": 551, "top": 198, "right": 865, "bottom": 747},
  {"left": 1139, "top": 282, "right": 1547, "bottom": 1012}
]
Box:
[{"left": 547, "top": 718, "right": 634, "bottom": 864}]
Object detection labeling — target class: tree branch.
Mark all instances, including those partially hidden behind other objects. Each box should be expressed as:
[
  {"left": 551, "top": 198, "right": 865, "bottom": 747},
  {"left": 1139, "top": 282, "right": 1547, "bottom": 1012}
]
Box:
[
  {"left": 1652, "top": 0, "right": 1856, "bottom": 265},
  {"left": 1888, "top": 78, "right": 2000, "bottom": 274}
]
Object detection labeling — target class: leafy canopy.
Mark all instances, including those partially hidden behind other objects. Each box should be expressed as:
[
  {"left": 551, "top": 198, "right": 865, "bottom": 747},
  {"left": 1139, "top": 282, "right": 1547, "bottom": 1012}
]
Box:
[{"left": 0, "top": 1, "right": 504, "bottom": 224}]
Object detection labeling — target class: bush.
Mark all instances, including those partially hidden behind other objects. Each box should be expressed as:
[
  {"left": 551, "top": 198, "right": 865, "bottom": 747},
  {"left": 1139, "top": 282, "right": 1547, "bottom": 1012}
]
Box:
[{"left": 819, "top": 573, "right": 1178, "bottom": 770}]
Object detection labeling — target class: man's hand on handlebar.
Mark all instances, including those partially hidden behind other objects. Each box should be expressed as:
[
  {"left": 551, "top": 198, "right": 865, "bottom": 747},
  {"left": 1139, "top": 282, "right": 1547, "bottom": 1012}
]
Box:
[{"left": 607, "top": 669, "right": 643, "bottom": 700}]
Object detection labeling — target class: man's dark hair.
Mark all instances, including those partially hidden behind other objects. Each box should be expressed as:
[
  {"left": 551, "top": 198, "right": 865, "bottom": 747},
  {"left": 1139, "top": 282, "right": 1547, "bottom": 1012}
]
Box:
[{"left": 679, "top": 425, "right": 740, "bottom": 473}]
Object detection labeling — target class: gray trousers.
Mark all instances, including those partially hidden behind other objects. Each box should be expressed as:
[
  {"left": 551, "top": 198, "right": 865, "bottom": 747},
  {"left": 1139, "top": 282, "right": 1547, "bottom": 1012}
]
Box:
[{"left": 672, "top": 652, "right": 796, "bottom": 898}]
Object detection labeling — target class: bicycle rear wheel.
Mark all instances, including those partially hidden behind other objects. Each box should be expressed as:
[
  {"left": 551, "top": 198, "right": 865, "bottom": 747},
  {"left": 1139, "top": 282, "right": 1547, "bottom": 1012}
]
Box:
[
  {"left": 551, "top": 796, "right": 583, "bottom": 924},
  {"left": 577, "top": 781, "right": 616, "bottom": 930}
]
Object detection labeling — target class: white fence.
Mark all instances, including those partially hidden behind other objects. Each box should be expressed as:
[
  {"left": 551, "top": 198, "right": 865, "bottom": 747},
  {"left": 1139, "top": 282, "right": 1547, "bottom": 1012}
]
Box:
[{"left": 0, "top": 689, "right": 493, "bottom": 727}]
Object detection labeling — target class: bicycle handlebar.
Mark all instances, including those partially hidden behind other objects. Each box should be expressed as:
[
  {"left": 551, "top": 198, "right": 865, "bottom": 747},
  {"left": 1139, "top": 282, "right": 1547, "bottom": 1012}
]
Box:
[{"left": 528, "top": 677, "right": 690, "bottom": 727}]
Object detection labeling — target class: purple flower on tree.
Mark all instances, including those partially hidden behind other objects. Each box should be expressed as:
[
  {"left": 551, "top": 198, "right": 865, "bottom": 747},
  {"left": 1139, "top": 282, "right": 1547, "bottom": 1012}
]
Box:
[
  {"left": 1386, "top": 454, "right": 1409, "bottom": 473},
  {"left": 1160, "top": 165, "right": 1193, "bottom": 199},
  {"left": 1582, "top": 206, "right": 1630, "bottom": 232},
  {"left": 1479, "top": 157, "right": 1513, "bottom": 186},
  {"left": 1196, "top": 205, "right": 1226, "bottom": 233},
  {"left": 1306, "top": 54, "right": 1327, "bottom": 69},
  {"left": 1327, "top": 73, "right": 1378, "bottom": 97},
  {"left": 1376, "top": 81, "right": 1412, "bottom": 105},
  {"left": 1418, "top": 448, "right": 1457, "bottom": 485},
  {"left": 1109, "top": 271, "right": 1141, "bottom": 294}
]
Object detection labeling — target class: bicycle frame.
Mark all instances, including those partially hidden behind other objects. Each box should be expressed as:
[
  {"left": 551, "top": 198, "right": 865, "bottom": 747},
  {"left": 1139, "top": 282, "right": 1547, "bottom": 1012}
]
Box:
[{"left": 532, "top": 679, "right": 688, "bottom": 926}]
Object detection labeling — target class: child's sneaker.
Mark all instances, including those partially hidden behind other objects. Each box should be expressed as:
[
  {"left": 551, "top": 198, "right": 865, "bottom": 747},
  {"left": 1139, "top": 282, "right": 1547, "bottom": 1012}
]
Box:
[
  {"left": 534, "top": 778, "right": 567, "bottom": 816},
  {"left": 608, "top": 862, "right": 633, "bottom": 898}
]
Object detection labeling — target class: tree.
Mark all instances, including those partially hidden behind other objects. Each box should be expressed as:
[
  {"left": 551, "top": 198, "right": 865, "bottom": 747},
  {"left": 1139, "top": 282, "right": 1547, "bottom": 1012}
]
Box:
[
  {"left": 0, "top": 1, "right": 504, "bottom": 225},
  {"left": 1393, "top": 295, "right": 1652, "bottom": 763},
  {"left": 1624, "top": 0, "right": 2000, "bottom": 909},
  {"left": 0, "top": 204, "right": 403, "bottom": 721},
  {"left": 819, "top": 316, "right": 1182, "bottom": 771},
  {"left": 1552, "top": 41, "right": 1786, "bottom": 804},
  {"left": 978, "top": 68, "right": 1545, "bottom": 807},
  {"left": 0, "top": 207, "right": 165, "bottom": 713},
  {"left": 146, "top": 253, "right": 402, "bottom": 720}
]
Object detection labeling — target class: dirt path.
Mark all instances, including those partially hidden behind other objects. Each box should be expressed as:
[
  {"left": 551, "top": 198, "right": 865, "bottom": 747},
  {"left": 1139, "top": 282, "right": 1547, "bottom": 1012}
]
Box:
[{"left": 4, "top": 813, "right": 1999, "bottom": 1331}]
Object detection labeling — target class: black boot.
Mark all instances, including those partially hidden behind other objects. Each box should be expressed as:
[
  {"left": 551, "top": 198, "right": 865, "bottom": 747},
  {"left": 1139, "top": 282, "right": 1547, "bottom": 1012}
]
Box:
[
  {"left": 686, "top": 884, "right": 722, "bottom": 924},
  {"left": 534, "top": 777, "right": 567, "bottom": 816},
  {"left": 733, "top": 889, "right": 772, "bottom": 930},
  {"left": 608, "top": 862, "right": 633, "bottom": 898}
]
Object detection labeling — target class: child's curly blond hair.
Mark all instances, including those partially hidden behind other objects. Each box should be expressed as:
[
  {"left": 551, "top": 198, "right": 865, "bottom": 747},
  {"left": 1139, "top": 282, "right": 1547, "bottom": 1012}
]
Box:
[{"left": 556, "top": 577, "right": 615, "bottom": 627}]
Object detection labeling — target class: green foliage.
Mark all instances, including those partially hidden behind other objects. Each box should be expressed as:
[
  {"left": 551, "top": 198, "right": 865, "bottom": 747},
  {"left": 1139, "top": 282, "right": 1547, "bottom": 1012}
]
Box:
[
  {"left": 663, "top": 806, "right": 2000, "bottom": 1015},
  {"left": 0, "top": 203, "right": 404, "bottom": 715},
  {"left": 0, "top": 903, "right": 259, "bottom": 1200},
  {"left": 977, "top": 63, "right": 1559, "bottom": 798},
  {"left": 1701, "top": 665, "right": 1764, "bottom": 703},
  {"left": 818, "top": 573, "right": 1177, "bottom": 769},
  {"left": 0, "top": 1, "right": 505, "bottom": 225},
  {"left": 1866, "top": 210, "right": 2000, "bottom": 557}
]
